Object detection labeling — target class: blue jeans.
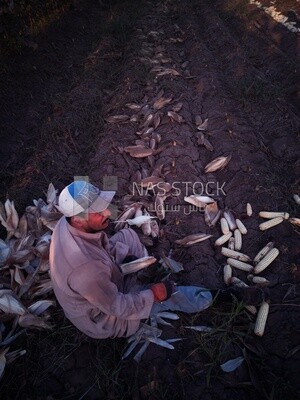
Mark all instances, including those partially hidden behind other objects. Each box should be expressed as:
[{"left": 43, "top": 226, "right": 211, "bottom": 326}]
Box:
[{"left": 150, "top": 286, "right": 213, "bottom": 315}]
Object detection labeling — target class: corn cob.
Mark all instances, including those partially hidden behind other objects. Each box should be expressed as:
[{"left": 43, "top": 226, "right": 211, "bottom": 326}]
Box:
[
  {"left": 223, "top": 210, "right": 237, "bottom": 231},
  {"left": 252, "top": 276, "right": 270, "bottom": 285},
  {"left": 254, "top": 248, "right": 279, "bottom": 274},
  {"left": 215, "top": 232, "right": 232, "bottom": 246},
  {"left": 254, "top": 301, "right": 269, "bottom": 336},
  {"left": 289, "top": 217, "right": 300, "bottom": 227},
  {"left": 220, "top": 217, "right": 230, "bottom": 235},
  {"left": 230, "top": 277, "right": 248, "bottom": 287},
  {"left": 247, "top": 274, "right": 254, "bottom": 282},
  {"left": 234, "top": 229, "right": 242, "bottom": 251},
  {"left": 221, "top": 248, "right": 251, "bottom": 262},
  {"left": 293, "top": 194, "right": 300, "bottom": 205},
  {"left": 228, "top": 237, "right": 235, "bottom": 250},
  {"left": 253, "top": 241, "right": 274, "bottom": 265},
  {"left": 223, "top": 265, "right": 232, "bottom": 285},
  {"left": 246, "top": 203, "right": 252, "bottom": 216},
  {"left": 227, "top": 258, "right": 254, "bottom": 272},
  {"left": 259, "top": 217, "right": 283, "bottom": 231},
  {"left": 259, "top": 211, "right": 289, "bottom": 220},
  {"left": 235, "top": 219, "right": 247, "bottom": 234}
]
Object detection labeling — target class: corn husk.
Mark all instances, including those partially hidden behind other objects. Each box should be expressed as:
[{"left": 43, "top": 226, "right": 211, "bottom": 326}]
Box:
[
  {"left": 204, "top": 155, "right": 231, "bottom": 173},
  {"left": 119, "top": 256, "right": 157, "bottom": 275},
  {"left": 205, "top": 202, "right": 221, "bottom": 227},
  {"left": 175, "top": 233, "right": 212, "bottom": 246}
]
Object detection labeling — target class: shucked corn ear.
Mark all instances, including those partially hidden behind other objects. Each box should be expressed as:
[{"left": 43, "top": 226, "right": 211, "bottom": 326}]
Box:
[
  {"left": 228, "top": 237, "right": 235, "bottom": 250},
  {"left": 246, "top": 203, "right": 252, "bottom": 216},
  {"left": 223, "top": 265, "right": 232, "bottom": 285},
  {"left": 221, "top": 248, "right": 251, "bottom": 262},
  {"left": 220, "top": 217, "right": 230, "bottom": 235},
  {"left": 293, "top": 194, "right": 300, "bottom": 205},
  {"left": 251, "top": 276, "right": 270, "bottom": 285},
  {"left": 253, "top": 241, "right": 274, "bottom": 265},
  {"left": 227, "top": 258, "right": 254, "bottom": 272},
  {"left": 230, "top": 277, "right": 248, "bottom": 287},
  {"left": 259, "top": 217, "right": 283, "bottom": 231},
  {"left": 215, "top": 232, "right": 232, "bottom": 246},
  {"left": 236, "top": 219, "right": 247, "bottom": 234},
  {"left": 259, "top": 211, "right": 289, "bottom": 220},
  {"left": 289, "top": 217, "right": 300, "bottom": 227},
  {"left": 254, "top": 301, "right": 269, "bottom": 336},
  {"left": 254, "top": 248, "right": 279, "bottom": 274},
  {"left": 234, "top": 229, "right": 242, "bottom": 250}
]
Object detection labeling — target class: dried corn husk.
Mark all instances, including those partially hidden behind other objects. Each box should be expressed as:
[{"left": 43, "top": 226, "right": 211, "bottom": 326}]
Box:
[
  {"left": 204, "top": 155, "right": 232, "bottom": 173},
  {"left": 154, "top": 195, "right": 166, "bottom": 220},
  {"left": 106, "top": 115, "right": 129, "bottom": 123},
  {"left": 205, "top": 202, "right": 221, "bottom": 227},
  {"left": 18, "top": 313, "right": 53, "bottom": 329},
  {"left": 140, "top": 176, "right": 164, "bottom": 188},
  {"left": 153, "top": 97, "right": 172, "bottom": 110},
  {"left": 0, "top": 290, "right": 26, "bottom": 315},
  {"left": 175, "top": 233, "right": 212, "bottom": 246},
  {"left": 120, "top": 256, "right": 157, "bottom": 275}
]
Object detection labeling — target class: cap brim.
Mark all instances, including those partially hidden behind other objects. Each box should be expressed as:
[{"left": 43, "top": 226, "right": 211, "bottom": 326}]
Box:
[{"left": 87, "top": 190, "right": 116, "bottom": 213}]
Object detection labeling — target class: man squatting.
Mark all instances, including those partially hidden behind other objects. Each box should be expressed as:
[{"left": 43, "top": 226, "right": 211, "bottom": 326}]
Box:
[{"left": 49, "top": 181, "right": 267, "bottom": 339}]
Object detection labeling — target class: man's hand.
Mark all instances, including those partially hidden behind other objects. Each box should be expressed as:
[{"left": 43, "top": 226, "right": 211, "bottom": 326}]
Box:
[{"left": 150, "top": 279, "right": 176, "bottom": 302}]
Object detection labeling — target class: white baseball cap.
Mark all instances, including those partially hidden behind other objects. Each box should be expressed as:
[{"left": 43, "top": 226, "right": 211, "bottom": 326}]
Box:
[{"left": 57, "top": 181, "right": 115, "bottom": 217}]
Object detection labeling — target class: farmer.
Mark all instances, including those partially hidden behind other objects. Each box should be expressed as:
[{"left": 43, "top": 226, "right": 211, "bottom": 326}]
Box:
[{"left": 49, "top": 180, "right": 266, "bottom": 339}]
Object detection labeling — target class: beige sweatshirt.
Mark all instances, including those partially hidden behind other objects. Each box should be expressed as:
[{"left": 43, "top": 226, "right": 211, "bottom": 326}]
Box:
[{"left": 49, "top": 218, "right": 154, "bottom": 338}]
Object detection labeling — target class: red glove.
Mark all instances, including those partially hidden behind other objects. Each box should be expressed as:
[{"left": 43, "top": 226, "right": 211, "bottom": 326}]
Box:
[{"left": 150, "top": 280, "right": 175, "bottom": 302}]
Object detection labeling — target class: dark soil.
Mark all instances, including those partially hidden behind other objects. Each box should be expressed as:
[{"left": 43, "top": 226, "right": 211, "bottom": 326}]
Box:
[{"left": 0, "top": 0, "right": 299, "bottom": 399}]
